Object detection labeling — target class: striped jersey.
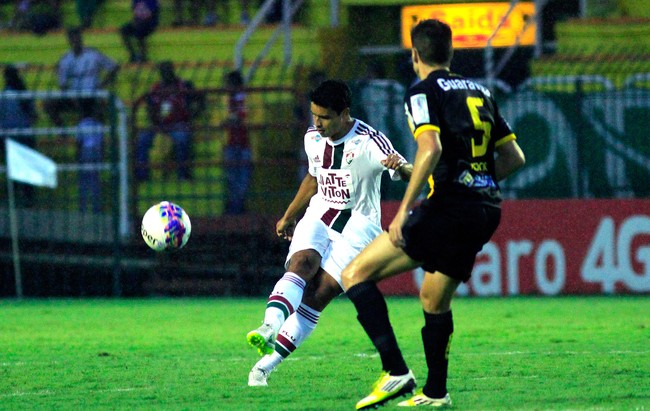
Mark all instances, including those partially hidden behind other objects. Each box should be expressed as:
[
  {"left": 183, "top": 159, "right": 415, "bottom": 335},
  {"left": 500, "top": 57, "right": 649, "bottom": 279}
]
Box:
[{"left": 304, "top": 119, "right": 405, "bottom": 229}]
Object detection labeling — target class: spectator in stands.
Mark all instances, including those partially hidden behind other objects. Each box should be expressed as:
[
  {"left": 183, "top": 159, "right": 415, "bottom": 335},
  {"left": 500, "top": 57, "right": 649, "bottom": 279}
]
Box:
[
  {"left": 44, "top": 26, "right": 119, "bottom": 127},
  {"left": 172, "top": 0, "right": 211, "bottom": 26},
  {"left": 76, "top": 99, "right": 103, "bottom": 213},
  {"left": 0, "top": 64, "right": 37, "bottom": 207},
  {"left": 171, "top": 0, "right": 250, "bottom": 26},
  {"left": 200, "top": 0, "right": 217, "bottom": 26},
  {"left": 264, "top": 0, "right": 283, "bottom": 23},
  {"left": 76, "top": 0, "right": 104, "bottom": 29},
  {"left": 222, "top": 70, "right": 251, "bottom": 215},
  {"left": 119, "top": 0, "right": 160, "bottom": 63},
  {"left": 12, "top": 0, "right": 61, "bottom": 35},
  {"left": 135, "top": 61, "right": 202, "bottom": 181}
]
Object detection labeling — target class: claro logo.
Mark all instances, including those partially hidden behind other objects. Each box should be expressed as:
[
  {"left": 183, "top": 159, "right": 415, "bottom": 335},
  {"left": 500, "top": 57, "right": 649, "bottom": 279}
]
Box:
[
  {"left": 581, "top": 216, "right": 650, "bottom": 293},
  {"left": 455, "top": 215, "right": 650, "bottom": 296}
]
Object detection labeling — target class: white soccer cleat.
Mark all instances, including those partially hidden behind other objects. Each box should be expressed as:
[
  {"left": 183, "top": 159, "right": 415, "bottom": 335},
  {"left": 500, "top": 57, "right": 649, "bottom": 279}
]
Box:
[
  {"left": 248, "top": 366, "right": 270, "bottom": 387},
  {"left": 397, "top": 391, "right": 452, "bottom": 407},
  {"left": 246, "top": 323, "right": 276, "bottom": 356}
]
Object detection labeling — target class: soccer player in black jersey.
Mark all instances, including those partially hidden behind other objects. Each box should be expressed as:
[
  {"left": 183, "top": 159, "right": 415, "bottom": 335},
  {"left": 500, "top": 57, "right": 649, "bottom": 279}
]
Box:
[{"left": 342, "top": 19, "right": 526, "bottom": 409}]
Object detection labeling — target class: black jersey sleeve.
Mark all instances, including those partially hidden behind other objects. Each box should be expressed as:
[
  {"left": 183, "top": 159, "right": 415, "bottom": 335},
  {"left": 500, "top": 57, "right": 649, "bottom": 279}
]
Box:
[
  {"left": 492, "top": 104, "right": 516, "bottom": 147},
  {"left": 404, "top": 82, "right": 441, "bottom": 140}
]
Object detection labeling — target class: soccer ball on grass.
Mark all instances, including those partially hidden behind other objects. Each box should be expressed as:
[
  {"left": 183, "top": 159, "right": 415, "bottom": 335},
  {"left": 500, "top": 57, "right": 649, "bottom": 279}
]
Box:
[{"left": 141, "top": 201, "right": 191, "bottom": 251}]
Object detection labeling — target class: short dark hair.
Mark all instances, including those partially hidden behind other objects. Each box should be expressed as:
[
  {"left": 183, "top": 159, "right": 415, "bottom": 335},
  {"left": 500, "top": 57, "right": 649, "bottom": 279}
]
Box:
[
  {"left": 410, "top": 19, "right": 453, "bottom": 66},
  {"left": 309, "top": 79, "right": 351, "bottom": 115}
]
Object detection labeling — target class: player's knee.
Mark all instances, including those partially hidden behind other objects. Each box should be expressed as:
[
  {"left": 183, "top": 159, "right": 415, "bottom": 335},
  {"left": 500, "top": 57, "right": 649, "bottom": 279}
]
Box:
[
  {"left": 341, "top": 261, "right": 361, "bottom": 289},
  {"left": 419, "top": 289, "right": 448, "bottom": 313},
  {"left": 288, "top": 251, "right": 320, "bottom": 278},
  {"left": 303, "top": 284, "right": 338, "bottom": 311}
]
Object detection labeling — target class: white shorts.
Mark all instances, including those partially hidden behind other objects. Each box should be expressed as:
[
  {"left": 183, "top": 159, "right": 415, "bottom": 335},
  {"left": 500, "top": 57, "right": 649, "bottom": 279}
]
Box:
[{"left": 286, "top": 209, "right": 382, "bottom": 290}]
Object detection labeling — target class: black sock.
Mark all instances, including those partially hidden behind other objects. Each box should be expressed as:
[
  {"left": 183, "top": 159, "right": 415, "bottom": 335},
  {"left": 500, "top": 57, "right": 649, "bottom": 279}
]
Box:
[
  {"left": 347, "top": 282, "right": 409, "bottom": 375},
  {"left": 421, "top": 310, "right": 453, "bottom": 398}
]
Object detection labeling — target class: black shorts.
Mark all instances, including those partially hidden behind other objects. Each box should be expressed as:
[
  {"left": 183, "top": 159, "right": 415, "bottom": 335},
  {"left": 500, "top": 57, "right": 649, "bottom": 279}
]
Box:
[{"left": 401, "top": 200, "right": 501, "bottom": 282}]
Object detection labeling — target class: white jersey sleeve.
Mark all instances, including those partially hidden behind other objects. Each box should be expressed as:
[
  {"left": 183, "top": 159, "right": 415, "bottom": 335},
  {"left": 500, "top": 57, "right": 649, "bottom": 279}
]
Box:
[
  {"left": 304, "top": 126, "right": 321, "bottom": 177},
  {"left": 363, "top": 126, "right": 406, "bottom": 182}
]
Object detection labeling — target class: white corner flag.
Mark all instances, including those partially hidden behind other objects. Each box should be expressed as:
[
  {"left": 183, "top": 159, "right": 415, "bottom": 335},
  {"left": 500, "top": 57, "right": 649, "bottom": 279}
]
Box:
[
  {"left": 6, "top": 138, "right": 57, "bottom": 188},
  {"left": 5, "top": 138, "right": 58, "bottom": 299}
]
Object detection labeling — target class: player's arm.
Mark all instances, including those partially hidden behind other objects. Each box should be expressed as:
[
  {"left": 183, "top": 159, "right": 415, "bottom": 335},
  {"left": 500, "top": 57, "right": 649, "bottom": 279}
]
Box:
[
  {"left": 276, "top": 173, "right": 318, "bottom": 240},
  {"left": 388, "top": 129, "right": 442, "bottom": 247},
  {"left": 381, "top": 154, "right": 412, "bottom": 181},
  {"left": 397, "top": 163, "right": 413, "bottom": 181},
  {"left": 494, "top": 139, "right": 525, "bottom": 181}
]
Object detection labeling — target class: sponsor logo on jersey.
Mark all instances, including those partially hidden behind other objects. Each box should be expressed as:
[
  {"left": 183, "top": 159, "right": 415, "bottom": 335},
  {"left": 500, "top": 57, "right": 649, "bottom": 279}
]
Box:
[
  {"left": 410, "top": 93, "right": 430, "bottom": 124},
  {"left": 318, "top": 169, "right": 354, "bottom": 209},
  {"left": 437, "top": 78, "right": 492, "bottom": 98}
]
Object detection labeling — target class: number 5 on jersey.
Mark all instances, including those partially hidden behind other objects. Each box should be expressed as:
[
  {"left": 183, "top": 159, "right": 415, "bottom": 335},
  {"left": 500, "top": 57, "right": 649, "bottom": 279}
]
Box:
[{"left": 467, "top": 96, "right": 492, "bottom": 158}]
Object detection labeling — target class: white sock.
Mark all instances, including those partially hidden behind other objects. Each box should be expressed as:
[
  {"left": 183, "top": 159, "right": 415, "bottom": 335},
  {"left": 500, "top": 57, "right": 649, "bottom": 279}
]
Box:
[
  {"left": 255, "top": 351, "right": 283, "bottom": 374},
  {"left": 263, "top": 272, "right": 306, "bottom": 333},
  {"left": 255, "top": 304, "right": 321, "bottom": 374},
  {"left": 274, "top": 303, "right": 320, "bottom": 359}
]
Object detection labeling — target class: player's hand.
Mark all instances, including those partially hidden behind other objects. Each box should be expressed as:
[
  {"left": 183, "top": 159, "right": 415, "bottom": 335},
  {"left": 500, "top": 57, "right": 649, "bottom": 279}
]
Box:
[
  {"left": 276, "top": 217, "right": 296, "bottom": 241},
  {"left": 381, "top": 154, "right": 405, "bottom": 171},
  {"left": 388, "top": 209, "right": 409, "bottom": 248}
]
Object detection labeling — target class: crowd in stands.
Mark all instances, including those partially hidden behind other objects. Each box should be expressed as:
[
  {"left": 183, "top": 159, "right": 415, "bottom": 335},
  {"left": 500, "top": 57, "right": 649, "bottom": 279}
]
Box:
[
  {"left": 0, "top": 0, "right": 282, "bottom": 32},
  {"left": 172, "top": 0, "right": 251, "bottom": 27},
  {"left": 0, "top": 19, "right": 254, "bottom": 213},
  {"left": 0, "top": 64, "right": 37, "bottom": 207},
  {"left": 0, "top": 0, "right": 298, "bottom": 215},
  {"left": 7, "top": 0, "right": 62, "bottom": 35},
  {"left": 134, "top": 60, "right": 203, "bottom": 182},
  {"left": 44, "top": 26, "right": 119, "bottom": 126},
  {"left": 119, "top": 0, "right": 159, "bottom": 63}
]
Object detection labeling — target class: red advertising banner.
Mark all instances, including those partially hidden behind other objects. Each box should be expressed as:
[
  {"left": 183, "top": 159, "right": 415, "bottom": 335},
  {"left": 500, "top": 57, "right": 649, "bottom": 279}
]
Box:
[{"left": 378, "top": 199, "right": 650, "bottom": 296}]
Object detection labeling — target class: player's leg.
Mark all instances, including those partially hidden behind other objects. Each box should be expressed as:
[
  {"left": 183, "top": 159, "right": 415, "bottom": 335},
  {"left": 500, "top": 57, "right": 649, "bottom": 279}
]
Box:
[
  {"left": 274, "top": 268, "right": 342, "bottom": 358},
  {"left": 399, "top": 205, "right": 500, "bottom": 408},
  {"left": 341, "top": 232, "right": 420, "bottom": 410},
  {"left": 247, "top": 216, "right": 330, "bottom": 355},
  {"left": 248, "top": 269, "right": 341, "bottom": 386},
  {"left": 246, "top": 249, "right": 318, "bottom": 356},
  {"left": 397, "top": 271, "right": 457, "bottom": 407},
  {"left": 263, "top": 249, "right": 320, "bottom": 326}
]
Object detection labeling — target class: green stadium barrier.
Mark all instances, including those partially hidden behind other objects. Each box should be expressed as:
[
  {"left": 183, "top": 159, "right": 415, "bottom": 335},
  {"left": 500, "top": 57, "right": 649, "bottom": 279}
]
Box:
[{"left": 500, "top": 88, "right": 650, "bottom": 199}]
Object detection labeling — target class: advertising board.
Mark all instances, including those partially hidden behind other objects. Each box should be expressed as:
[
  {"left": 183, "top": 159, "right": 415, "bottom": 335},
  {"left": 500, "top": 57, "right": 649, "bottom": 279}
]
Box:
[
  {"left": 401, "top": 2, "right": 536, "bottom": 49},
  {"left": 379, "top": 199, "right": 650, "bottom": 296}
]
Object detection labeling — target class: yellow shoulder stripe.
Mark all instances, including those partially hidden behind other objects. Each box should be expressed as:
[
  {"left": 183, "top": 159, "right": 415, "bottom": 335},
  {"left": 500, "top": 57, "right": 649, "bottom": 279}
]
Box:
[{"left": 495, "top": 133, "right": 516, "bottom": 147}]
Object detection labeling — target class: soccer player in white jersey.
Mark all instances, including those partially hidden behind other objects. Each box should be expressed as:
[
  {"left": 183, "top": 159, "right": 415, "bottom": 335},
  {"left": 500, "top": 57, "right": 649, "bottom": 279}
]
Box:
[{"left": 246, "top": 79, "right": 412, "bottom": 386}]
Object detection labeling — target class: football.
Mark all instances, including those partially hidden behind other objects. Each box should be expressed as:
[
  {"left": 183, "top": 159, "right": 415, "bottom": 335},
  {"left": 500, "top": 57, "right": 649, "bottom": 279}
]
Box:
[{"left": 141, "top": 201, "right": 192, "bottom": 251}]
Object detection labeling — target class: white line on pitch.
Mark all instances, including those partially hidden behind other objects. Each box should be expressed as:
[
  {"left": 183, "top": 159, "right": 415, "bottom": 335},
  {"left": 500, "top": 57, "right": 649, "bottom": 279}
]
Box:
[{"left": 0, "top": 387, "right": 154, "bottom": 398}]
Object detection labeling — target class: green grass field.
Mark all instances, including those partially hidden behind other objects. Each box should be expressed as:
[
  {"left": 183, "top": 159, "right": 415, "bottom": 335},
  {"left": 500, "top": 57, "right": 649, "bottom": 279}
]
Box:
[{"left": 0, "top": 297, "right": 648, "bottom": 410}]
